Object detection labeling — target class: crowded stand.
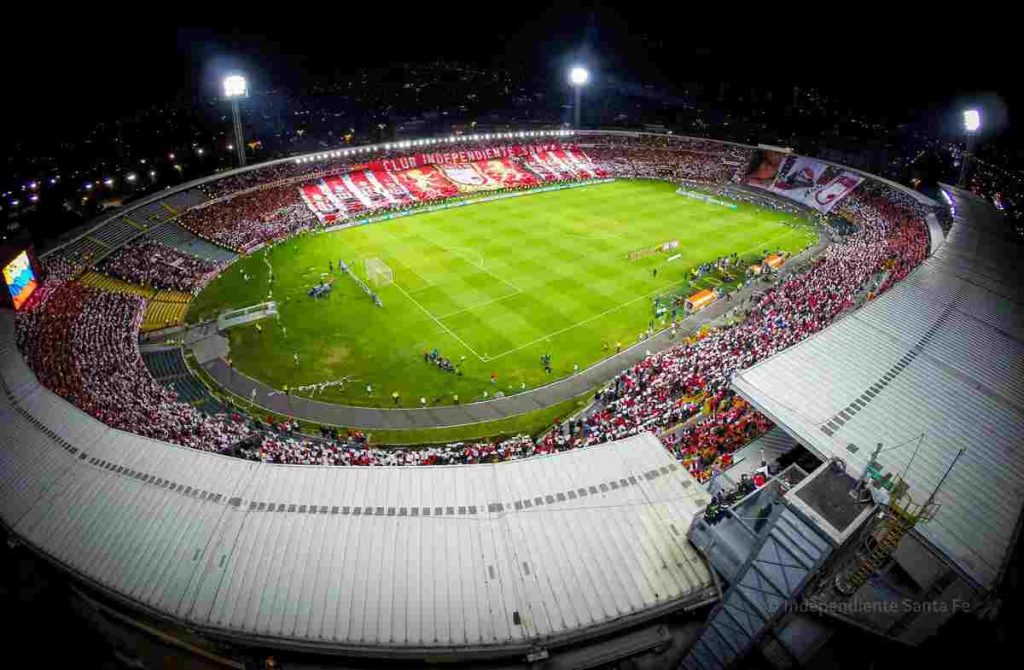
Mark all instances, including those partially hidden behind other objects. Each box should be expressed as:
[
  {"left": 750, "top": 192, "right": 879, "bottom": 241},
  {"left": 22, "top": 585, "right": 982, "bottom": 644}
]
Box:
[
  {"left": 179, "top": 187, "right": 317, "bottom": 253},
  {"left": 16, "top": 134, "right": 933, "bottom": 478},
  {"left": 99, "top": 240, "right": 224, "bottom": 293},
  {"left": 39, "top": 252, "right": 83, "bottom": 282},
  {"left": 15, "top": 281, "right": 251, "bottom": 450},
  {"left": 243, "top": 429, "right": 539, "bottom": 466}
]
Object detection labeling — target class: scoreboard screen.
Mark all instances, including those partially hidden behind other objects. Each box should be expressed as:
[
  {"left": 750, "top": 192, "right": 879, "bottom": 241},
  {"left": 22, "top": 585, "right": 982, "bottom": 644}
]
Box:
[{"left": 3, "top": 250, "right": 38, "bottom": 310}]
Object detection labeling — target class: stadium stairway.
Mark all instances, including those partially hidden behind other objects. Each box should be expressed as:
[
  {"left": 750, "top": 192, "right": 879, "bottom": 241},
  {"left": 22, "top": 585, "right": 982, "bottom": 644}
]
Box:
[
  {"left": 47, "top": 188, "right": 210, "bottom": 268},
  {"left": 145, "top": 221, "right": 238, "bottom": 265},
  {"left": 142, "top": 348, "right": 230, "bottom": 415}
]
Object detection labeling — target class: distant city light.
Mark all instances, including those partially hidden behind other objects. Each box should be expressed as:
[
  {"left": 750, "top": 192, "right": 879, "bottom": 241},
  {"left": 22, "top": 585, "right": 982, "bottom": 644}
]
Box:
[
  {"left": 126, "top": 173, "right": 137, "bottom": 182},
  {"left": 149, "top": 170, "right": 156, "bottom": 178},
  {"left": 963, "top": 109, "right": 981, "bottom": 132},
  {"left": 197, "top": 147, "right": 205, "bottom": 155},
  {"left": 569, "top": 66, "right": 589, "bottom": 86},
  {"left": 49, "top": 177, "right": 58, "bottom": 185},
  {"left": 84, "top": 182, "right": 93, "bottom": 190},
  {"left": 103, "top": 178, "right": 114, "bottom": 186},
  {"left": 29, "top": 181, "right": 38, "bottom": 190},
  {"left": 29, "top": 194, "right": 39, "bottom": 202},
  {"left": 223, "top": 74, "right": 248, "bottom": 99},
  {"left": 168, "top": 153, "right": 175, "bottom": 160},
  {"left": 227, "top": 144, "right": 234, "bottom": 150},
  {"left": 140, "top": 158, "right": 147, "bottom": 164}
]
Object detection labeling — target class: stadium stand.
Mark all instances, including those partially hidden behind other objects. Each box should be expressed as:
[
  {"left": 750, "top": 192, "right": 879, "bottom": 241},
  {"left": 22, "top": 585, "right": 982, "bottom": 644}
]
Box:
[
  {"left": 143, "top": 347, "right": 228, "bottom": 412},
  {"left": 141, "top": 300, "right": 189, "bottom": 332},
  {"left": 144, "top": 221, "right": 239, "bottom": 264},
  {"left": 15, "top": 282, "right": 250, "bottom": 450},
  {"left": 99, "top": 240, "right": 224, "bottom": 292},
  {"left": 77, "top": 270, "right": 157, "bottom": 299}
]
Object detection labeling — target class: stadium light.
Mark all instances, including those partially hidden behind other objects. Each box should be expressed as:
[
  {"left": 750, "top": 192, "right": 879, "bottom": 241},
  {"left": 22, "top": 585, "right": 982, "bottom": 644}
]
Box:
[
  {"left": 963, "top": 109, "right": 980, "bottom": 133},
  {"left": 222, "top": 74, "right": 249, "bottom": 167},
  {"left": 569, "top": 66, "right": 589, "bottom": 129},
  {"left": 959, "top": 109, "right": 982, "bottom": 187},
  {"left": 222, "top": 75, "right": 248, "bottom": 99}
]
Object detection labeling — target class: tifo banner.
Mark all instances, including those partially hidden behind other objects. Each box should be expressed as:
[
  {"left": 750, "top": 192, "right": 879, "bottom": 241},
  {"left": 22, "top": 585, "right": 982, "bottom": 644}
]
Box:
[
  {"left": 808, "top": 171, "right": 864, "bottom": 212},
  {"left": 299, "top": 145, "right": 604, "bottom": 223},
  {"left": 368, "top": 143, "right": 563, "bottom": 172},
  {"left": 769, "top": 156, "right": 831, "bottom": 202},
  {"left": 744, "top": 150, "right": 787, "bottom": 188},
  {"left": 748, "top": 155, "right": 864, "bottom": 213}
]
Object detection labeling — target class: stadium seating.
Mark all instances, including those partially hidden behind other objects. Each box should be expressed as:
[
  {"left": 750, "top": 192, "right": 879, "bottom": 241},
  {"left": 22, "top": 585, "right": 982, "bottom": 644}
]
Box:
[
  {"left": 143, "top": 348, "right": 225, "bottom": 407},
  {"left": 77, "top": 270, "right": 157, "bottom": 299},
  {"left": 141, "top": 300, "right": 189, "bottom": 332},
  {"left": 144, "top": 222, "right": 238, "bottom": 264},
  {"left": 99, "top": 240, "right": 224, "bottom": 292},
  {"left": 16, "top": 282, "right": 249, "bottom": 451}
]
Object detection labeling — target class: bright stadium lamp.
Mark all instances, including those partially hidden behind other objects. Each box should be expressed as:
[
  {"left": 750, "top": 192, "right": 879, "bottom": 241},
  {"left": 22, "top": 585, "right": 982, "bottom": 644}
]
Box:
[
  {"left": 222, "top": 74, "right": 249, "bottom": 166},
  {"left": 959, "top": 108, "right": 981, "bottom": 187},
  {"left": 569, "top": 66, "right": 589, "bottom": 86},
  {"left": 568, "top": 66, "right": 589, "bottom": 129},
  {"left": 963, "top": 109, "right": 981, "bottom": 133},
  {"left": 223, "top": 74, "right": 248, "bottom": 99}
]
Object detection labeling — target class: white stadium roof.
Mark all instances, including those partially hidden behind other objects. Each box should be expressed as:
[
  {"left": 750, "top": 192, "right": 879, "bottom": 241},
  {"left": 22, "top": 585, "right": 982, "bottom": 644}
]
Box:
[
  {"left": 732, "top": 186, "right": 1024, "bottom": 590},
  {"left": 0, "top": 311, "right": 714, "bottom": 656}
]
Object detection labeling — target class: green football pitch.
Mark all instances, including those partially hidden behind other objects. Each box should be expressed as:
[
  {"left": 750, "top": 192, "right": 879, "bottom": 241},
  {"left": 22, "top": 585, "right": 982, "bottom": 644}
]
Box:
[{"left": 188, "top": 180, "right": 816, "bottom": 407}]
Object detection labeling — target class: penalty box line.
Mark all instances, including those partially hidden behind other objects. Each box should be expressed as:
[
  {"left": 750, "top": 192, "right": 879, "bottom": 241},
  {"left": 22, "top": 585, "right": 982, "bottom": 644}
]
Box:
[{"left": 391, "top": 279, "right": 488, "bottom": 362}]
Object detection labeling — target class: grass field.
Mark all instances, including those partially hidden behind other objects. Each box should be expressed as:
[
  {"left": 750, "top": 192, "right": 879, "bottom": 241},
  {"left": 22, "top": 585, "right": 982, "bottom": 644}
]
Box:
[{"left": 189, "top": 180, "right": 816, "bottom": 407}]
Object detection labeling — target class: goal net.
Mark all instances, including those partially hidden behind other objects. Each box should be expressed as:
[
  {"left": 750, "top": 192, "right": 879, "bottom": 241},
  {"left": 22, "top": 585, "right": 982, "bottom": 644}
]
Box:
[{"left": 365, "top": 258, "right": 394, "bottom": 287}]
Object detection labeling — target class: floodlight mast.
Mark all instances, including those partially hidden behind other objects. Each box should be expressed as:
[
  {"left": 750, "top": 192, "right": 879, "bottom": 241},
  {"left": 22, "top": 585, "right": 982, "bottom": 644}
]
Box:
[
  {"left": 958, "top": 109, "right": 980, "bottom": 188},
  {"left": 223, "top": 75, "right": 248, "bottom": 167},
  {"left": 569, "top": 67, "right": 589, "bottom": 129}
]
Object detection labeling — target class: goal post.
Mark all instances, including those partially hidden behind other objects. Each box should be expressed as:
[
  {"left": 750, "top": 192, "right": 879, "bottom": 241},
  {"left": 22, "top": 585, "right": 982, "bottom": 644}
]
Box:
[{"left": 365, "top": 258, "right": 394, "bottom": 287}]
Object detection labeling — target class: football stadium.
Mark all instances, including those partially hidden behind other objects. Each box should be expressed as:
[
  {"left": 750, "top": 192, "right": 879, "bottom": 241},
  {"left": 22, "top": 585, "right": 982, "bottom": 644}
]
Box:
[{"left": 1, "top": 45, "right": 1022, "bottom": 670}]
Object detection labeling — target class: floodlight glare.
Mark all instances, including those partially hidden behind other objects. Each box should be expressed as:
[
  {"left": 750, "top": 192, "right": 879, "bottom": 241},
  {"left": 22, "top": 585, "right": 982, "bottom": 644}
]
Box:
[
  {"left": 569, "top": 66, "right": 589, "bottom": 86},
  {"left": 223, "top": 75, "right": 248, "bottom": 99},
  {"left": 963, "top": 109, "right": 980, "bottom": 133}
]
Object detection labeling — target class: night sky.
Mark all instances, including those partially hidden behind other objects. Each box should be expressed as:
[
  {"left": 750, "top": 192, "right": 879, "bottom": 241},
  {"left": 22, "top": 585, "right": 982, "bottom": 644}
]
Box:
[{"left": 1, "top": 4, "right": 1018, "bottom": 153}]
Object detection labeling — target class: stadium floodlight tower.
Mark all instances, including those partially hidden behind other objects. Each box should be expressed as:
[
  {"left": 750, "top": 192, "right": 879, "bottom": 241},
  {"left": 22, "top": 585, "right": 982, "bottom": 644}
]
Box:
[
  {"left": 958, "top": 108, "right": 981, "bottom": 188},
  {"left": 569, "top": 66, "right": 589, "bottom": 129},
  {"left": 223, "top": 74, "right": 248, "bottom": 167}
]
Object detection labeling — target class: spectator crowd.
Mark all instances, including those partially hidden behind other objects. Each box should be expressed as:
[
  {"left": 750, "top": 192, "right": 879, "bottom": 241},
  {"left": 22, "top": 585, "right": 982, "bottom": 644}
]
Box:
[
  {"left": 99, "top": 240, "right": 224, "bottom": 293},
  {"left": 16, "top": 282, "right": 251, "bottom": 451}
]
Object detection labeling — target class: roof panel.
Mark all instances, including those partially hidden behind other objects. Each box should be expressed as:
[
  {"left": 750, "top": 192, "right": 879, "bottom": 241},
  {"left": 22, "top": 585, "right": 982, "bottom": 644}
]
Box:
[
  {"left": 1, "top": 315, "right": 712, "bottom": 653},
  {"left": 733, "top": 188, "right": 1024, "bottom": 590}
]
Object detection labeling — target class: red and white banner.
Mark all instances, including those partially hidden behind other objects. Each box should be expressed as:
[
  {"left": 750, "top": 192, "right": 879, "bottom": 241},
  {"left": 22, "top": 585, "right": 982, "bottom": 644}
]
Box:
[
  {"left": 751, "top": 156, "right": 863, "bottom": 213},
  {"left": 808, "top": 171, "right": 864, "bottom": 212},
  {"left": 298, "top": 144, "right": 606, "bottom": 223},
  {"left": 369, "top": 143, "right": 563, "bottom": 172},
  {"left": 769, "top": 157, "right": 831, "bottom": 202}
]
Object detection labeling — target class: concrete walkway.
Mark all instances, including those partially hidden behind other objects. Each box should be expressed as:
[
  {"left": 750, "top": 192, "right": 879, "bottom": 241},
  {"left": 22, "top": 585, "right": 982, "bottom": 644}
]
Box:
[{"left": 195, "top": 230, "right": 829, "bottom": 430}]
